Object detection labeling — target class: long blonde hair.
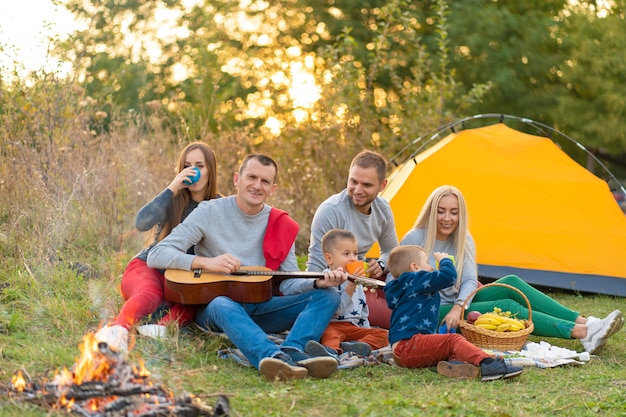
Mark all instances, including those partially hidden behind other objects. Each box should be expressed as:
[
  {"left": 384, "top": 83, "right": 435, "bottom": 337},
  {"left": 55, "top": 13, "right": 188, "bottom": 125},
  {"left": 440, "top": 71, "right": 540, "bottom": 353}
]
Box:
[{"left": 412, "top": 185, "right": 471, "bottom": 289}]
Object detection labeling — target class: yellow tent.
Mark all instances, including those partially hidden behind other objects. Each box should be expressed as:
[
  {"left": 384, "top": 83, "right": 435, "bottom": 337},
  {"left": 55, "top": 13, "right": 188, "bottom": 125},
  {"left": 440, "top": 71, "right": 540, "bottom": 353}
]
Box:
[{"left": 370, "top": 122, "right": 626, "bottom": 296}]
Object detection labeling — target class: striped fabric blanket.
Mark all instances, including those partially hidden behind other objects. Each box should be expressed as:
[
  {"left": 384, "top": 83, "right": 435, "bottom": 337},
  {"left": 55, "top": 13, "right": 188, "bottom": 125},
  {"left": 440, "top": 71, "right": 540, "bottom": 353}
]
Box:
[
  {"left": 217, "top": 341, "right": 396, "bottom": 369},
  {"left": 197, "top": 326, "right": 584, "bottom": 370},
  {"left": 487, "top": 341, "right": 588, "bottom": 368},
  {"left": 194, "top": 326, "right": 396, "bottom": 369}
]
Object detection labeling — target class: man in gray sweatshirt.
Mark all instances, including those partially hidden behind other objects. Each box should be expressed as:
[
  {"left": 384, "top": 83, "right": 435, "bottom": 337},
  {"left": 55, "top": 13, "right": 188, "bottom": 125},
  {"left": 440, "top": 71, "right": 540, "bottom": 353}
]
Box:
[
  {"left": 307, "top": 150, "right": 398, "bottom": 278},
  {"left": 306, "top": 150, "right": 398, "bottom": 330},
  {"left": 148, "top": 154, "right": 344, "bottom": 382}
]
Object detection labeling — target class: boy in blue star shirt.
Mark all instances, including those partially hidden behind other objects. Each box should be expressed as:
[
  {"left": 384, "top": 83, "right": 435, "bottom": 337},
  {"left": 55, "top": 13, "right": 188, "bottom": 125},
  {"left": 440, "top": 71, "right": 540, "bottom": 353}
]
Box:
[{"left": 385, "top": 245, "right": 524, "bottom": 381}]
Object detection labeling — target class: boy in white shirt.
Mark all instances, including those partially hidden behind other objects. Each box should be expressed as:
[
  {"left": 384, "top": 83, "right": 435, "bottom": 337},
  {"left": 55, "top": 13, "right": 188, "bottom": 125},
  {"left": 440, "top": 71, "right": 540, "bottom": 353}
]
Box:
[{"left": 306, "top": 229, "right": 389, "bottom": 359}]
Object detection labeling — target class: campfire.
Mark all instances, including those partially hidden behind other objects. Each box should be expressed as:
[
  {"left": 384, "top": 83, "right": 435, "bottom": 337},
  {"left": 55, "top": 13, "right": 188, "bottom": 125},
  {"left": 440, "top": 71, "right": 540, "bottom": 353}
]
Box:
[{"left": 4, "top": 332, "right": 230, "bottom": 416}]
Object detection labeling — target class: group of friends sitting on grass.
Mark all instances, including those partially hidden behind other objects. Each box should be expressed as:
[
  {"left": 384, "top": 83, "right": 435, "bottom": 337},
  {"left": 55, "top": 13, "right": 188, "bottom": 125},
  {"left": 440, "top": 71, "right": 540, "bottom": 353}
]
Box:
[{"left": 95, "top": 143, "right": 624, "bottom": 382}]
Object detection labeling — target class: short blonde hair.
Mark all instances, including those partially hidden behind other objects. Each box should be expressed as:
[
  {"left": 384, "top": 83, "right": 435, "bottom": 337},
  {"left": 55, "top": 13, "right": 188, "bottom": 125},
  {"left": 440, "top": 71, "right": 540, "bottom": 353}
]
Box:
[
  {"left": 321, "top": 229, "right": 357, "bottom": 254},
  {"left": 388, "top": 245, "right": 426, "bottom": 278}
]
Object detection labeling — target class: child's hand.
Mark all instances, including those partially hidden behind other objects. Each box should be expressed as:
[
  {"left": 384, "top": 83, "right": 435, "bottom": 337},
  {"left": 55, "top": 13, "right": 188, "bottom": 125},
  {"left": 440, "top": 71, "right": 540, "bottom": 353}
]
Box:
[
  {"left": 346, "top": 260, "right": 369, "bottom": 277},
  {"left": 433, "top": 252, "right": 449, "bottom": 262}
]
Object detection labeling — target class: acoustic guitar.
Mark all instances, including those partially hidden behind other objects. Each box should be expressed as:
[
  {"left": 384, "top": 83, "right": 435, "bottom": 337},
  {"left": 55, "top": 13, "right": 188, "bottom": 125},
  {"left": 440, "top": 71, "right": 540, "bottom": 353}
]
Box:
[{"left": 164, "top": 266, "right": 386, "bottom": 305}]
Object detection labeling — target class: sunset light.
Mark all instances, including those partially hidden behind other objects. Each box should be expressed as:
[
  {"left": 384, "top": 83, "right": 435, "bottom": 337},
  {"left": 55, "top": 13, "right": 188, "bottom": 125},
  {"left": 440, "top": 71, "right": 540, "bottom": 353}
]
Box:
[
  {"left": 0, "top": 0, "right": 79, "bottom": 76},
  {"left": 2, "top": 0, "right": 326, "bottom": 136}
]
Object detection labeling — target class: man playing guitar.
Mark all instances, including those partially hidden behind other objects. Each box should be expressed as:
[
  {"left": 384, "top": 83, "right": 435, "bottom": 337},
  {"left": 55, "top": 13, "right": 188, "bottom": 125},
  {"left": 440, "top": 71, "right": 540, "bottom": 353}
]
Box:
[{"left": 148, "top": 154, "right": 344, "bottom": 382}]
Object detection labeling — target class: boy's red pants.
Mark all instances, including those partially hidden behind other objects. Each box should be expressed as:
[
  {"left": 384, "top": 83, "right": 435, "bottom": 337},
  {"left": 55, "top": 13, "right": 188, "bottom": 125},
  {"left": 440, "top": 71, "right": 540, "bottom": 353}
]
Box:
[
  {"left": 321, "top": 321, "right": 389, "bottom": 353},
  {"left": 393, "top": 333, "right": 490, "bottom": 368}
]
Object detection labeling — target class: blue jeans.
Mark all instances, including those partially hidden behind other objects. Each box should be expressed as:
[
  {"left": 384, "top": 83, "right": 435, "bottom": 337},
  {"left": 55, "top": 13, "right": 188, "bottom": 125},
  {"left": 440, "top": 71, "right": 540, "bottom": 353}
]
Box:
[{"left": 196, "top": 289, "right": 340, "bottom": 369}]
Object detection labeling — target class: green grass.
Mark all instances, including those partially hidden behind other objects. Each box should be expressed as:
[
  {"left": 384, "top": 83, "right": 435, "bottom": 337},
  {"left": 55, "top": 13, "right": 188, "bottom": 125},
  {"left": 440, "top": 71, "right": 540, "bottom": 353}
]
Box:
[
  {"left": 1, "top": 258, "right": 625, "bottom": 417},
  {"left": 2, "top": 51, "right": 624, "bottom": 417}
]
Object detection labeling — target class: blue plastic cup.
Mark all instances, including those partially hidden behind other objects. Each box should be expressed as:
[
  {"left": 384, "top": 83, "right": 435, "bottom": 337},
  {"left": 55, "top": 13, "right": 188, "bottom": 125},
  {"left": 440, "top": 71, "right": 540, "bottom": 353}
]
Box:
[{"left": 184, "top": 167, "right": 201, "bottom": 185}]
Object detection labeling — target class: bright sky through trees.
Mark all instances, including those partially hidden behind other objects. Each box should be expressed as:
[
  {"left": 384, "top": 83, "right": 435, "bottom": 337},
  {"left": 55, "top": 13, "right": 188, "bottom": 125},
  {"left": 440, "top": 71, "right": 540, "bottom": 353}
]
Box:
[
  {"left": 0, "top": 0, "right": 321, "bottom": 135},
  {"left": 0, "top": 0, "right": 82, "bottom": 75}
]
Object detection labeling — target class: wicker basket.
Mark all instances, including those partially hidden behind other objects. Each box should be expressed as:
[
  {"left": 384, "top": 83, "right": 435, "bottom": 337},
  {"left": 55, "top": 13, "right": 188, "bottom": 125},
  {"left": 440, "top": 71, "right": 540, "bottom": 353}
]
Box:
[{"left": 458, "top": 283, "right": 534, "bottom": 351}]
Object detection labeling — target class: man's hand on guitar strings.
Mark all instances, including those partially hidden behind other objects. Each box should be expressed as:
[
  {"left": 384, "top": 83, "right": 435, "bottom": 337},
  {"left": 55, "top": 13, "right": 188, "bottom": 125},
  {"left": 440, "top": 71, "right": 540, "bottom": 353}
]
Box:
[
  {"left": 193, "top": 253, "right": 241, "bottom": 273},
  {"left": 316, "top": 268, "right": 347, "bottom": 288}
]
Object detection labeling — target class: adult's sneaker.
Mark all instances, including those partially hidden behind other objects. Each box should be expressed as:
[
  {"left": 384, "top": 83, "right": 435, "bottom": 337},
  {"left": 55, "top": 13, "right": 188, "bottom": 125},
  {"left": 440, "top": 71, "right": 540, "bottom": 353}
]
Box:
[
  {"left": 580, "top": 312, "right": 618, "bottom": 354},
  {"left": 137, "top": 324, "right": 167, "bottom": 339},
  {"left": 95, "top": 325, "right": 129, "bottom": 354},
  {"left": 587, "top": 310, "right": 624, "bottom": 340},
  {"left": 437, "top": 361, "right": 479, "bottom": 379},
  {"left": 282, "top": 347, "right": 337, "bottom": 379},
  {"left": 259, "top": 354, "right": 308, "bottom": 382},
  {"left": 340, "top": 341, "right": 372, "bottom": 357},
  {"left": 480, "top": 358, "right": 524, "bottom": 382},
  {"left": 305, "top": 340, "right": 340, "bottom": 361}
]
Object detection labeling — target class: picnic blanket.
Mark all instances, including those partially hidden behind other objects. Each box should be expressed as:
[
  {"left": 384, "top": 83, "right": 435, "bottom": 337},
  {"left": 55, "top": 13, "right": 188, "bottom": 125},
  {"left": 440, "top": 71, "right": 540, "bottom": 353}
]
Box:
[
  {"left": 195, "top": 326, "right": 586, "bottom": 370},
  {"left": 486, "top": 341, "right": 589, "bottom": 368},
  {"left": 214, "top": 332, "right": 396, "bottom": 369}
]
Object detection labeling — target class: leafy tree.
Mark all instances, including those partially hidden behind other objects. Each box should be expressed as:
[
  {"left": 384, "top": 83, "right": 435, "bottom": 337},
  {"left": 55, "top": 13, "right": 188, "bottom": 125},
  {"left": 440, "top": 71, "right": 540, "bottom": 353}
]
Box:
[
  {"left": 60, "top": 0, "right": 243, "bottom": 137},
  {"left": 408, "top": 1, "right": 626, "bottom": 169},
  {"left": 280, "top": 0, "right": 626, "bottom": 170},
  {"left": 58, "top": 0, "right": 479, "bottom": 149},
  {"left": 551, "top": 2, "right": 626, "bottom": 171},
  {"left": 441, "top": 1, "right": 567, "bottom": 120}
]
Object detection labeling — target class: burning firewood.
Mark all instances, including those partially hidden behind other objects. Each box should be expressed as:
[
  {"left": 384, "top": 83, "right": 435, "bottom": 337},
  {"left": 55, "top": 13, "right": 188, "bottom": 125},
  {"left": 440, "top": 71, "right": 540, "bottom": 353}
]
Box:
[{"left": 3, "top": 332, "right": 230, "bottom": 417}]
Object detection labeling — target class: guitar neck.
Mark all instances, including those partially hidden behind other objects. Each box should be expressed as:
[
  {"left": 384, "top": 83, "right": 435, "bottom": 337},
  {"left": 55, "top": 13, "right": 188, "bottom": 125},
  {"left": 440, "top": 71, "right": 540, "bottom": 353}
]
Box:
[
  {"left": 240, "top": 270, "right": 324, "bottom": 278},
  {"left": 232, "top": 269, "right": 385, "bottom": 287}
]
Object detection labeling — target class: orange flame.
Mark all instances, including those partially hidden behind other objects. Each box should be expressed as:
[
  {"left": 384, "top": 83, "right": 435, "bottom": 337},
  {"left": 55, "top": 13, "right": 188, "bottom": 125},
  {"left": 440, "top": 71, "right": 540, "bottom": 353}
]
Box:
[
  {"left": 134, "top": 358, "right": 151, "bottom": 378},
  {"left": 73, "top": 332, "right": 112, "bottom": 385},
  {"left": 11, "top": 371, "right": 26, "bottom": 392},
  {"left": 11, "top": 330, "right": 197, "bottom": 415},
  {"left": 59, "top": 395, "right": 76, "bottom": 410},
  {"left": 86, "top": 398, "right": 100, "bottom": 411},
  {"left": 53, "top": 367, "right": 74, "bottom": 386}
]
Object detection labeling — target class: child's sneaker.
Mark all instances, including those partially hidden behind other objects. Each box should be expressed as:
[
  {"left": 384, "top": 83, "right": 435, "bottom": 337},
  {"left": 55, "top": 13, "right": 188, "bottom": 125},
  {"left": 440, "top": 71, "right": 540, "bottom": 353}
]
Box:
[
  {"left": 437, "top": 361, "right": 479, "bottom": 379},
  {"left": 281, "top": 347, "right": 337, "bottom": 379},
  {"left": 339, "top": 341, "right": 372, "bottom": 357},
  {"left": 480, "top": 358, "right": 524, "bottom": 382},
  {"left": 95, "top": 325, "right": 129, "bottom": 354},
  {"left": 259, "top": 354, "right": 308, "bottom": 382},
  {"left": 305, "top": 340, "right": 339, "bottom": 361}
]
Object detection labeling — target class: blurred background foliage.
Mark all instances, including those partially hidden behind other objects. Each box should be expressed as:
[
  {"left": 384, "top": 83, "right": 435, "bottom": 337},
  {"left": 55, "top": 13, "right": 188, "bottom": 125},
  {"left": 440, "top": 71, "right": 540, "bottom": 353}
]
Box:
[{"left": 1, "top": 0, "right": 625, "bottom": 271}]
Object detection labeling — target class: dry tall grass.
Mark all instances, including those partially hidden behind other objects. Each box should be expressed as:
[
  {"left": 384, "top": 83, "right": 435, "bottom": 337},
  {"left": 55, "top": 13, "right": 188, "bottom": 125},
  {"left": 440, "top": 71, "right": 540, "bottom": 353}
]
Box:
[{"left": 0, "top": 75, "right": 371, "bottom": 279}]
